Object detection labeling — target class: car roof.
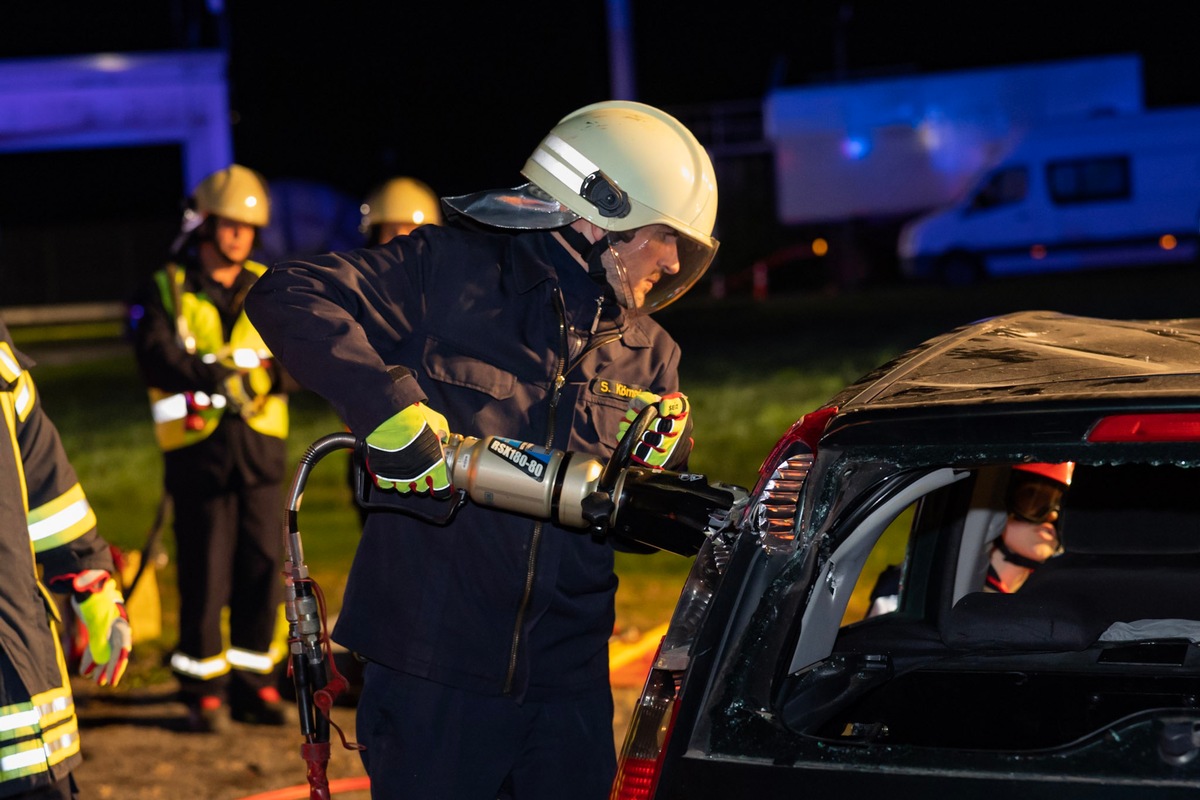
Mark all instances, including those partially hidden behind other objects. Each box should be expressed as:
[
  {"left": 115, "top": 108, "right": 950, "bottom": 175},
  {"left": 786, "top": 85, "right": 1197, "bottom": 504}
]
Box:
[{"left": 819, "top": 310, "right": 1200, "bottom": 456}]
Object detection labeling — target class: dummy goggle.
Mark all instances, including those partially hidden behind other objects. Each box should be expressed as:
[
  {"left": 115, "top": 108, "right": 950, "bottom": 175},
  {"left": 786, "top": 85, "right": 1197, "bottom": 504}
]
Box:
[{"left": 1007, "top": 478, "right": 1065, "bottom": 525}]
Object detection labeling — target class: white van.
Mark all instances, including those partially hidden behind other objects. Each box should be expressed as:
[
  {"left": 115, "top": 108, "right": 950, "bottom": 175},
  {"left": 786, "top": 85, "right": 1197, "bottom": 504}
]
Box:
[{"left": 897, "top": 108, "right": 1200, "bottom": 283}]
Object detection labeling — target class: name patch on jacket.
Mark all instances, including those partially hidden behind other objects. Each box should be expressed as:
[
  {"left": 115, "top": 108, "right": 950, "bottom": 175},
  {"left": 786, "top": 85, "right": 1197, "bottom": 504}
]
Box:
[
  {"left": 589, "top": 379, "right": 648, "bottom": 402},
  {"left": 488, "top": 437, "right": 551, "bottom": 482}
]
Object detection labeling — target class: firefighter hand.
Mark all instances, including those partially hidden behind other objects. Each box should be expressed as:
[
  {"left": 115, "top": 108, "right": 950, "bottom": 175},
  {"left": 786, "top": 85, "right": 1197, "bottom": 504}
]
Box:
[
  {"left": 616, "top": 391, "right": 690, "bottom": 468},
  {"left": 70, "top": 570, "right": 132, "bottom": 688},
  {"left": 365, "top": 403, "right": 452, "bottom": 497},
  {"left": 223, "top": 368, "right": 271, "bottom": 415},
  {"left": 223, "top": 372, "right": 254, "bottom": 412}
]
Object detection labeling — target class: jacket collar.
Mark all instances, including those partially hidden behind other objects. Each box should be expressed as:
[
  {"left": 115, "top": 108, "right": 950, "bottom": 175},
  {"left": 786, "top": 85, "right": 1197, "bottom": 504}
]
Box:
[
  {"left": 511, "top": 231, "right": 559, "bottom": 294},
  {"left": 510, "top": 231, "right": 655, "bottom": 349}
]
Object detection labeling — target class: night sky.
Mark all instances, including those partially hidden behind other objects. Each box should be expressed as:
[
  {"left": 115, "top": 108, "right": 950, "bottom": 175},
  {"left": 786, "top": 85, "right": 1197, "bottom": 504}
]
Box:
[
  {"left": 4, "top": 1, "right": 1200, "bottom": 305},
  {"left": 5, "top": 2, "right": 1200, "bottom": 198}
]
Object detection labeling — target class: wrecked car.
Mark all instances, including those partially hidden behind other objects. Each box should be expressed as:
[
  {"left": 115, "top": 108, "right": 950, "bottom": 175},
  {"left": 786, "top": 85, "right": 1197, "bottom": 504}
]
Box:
[{"left": 613, "top": 310, "right": 1200, "bottom": 799}]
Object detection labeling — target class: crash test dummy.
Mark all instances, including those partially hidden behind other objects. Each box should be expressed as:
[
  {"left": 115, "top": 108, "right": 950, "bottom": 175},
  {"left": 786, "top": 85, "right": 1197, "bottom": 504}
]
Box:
[
  {"left": 130, "top": 164, "right": 296, "bottom": 733},
  {"left": 0, "top": 318, "right": 131, "bottom": 799},
  {"left": 867, "top": 461, "right": 1075, "bottom": 616},
  {"left": 245, "top": 100, "right": 718, "bottom": 799},
  {"left": 984, "top": 461, "right": 1074, "bottom": 593}
]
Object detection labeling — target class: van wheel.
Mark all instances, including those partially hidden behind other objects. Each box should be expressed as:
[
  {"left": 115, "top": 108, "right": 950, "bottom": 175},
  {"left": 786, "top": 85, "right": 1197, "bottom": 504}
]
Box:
[{"left": 937, "top": 253, "right": 983, "bottom": 287}]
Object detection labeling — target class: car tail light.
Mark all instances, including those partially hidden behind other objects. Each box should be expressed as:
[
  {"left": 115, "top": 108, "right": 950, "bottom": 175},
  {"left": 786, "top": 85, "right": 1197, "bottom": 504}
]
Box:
[
  {"left": 749, "top": 406, "right": 836, "bottom": 543},
  {"left": 610, "top": 656, "right": 679, "bottom": 800},
  {"left": 611, "top": 511, "right": 735, "bottom": 799},
  {"left": 1088, "top": 412, "right": 1200, "bottom": 442}
]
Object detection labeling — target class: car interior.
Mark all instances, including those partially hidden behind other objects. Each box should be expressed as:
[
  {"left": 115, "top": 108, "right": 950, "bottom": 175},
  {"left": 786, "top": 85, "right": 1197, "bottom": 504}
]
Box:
[{"left": 774, "top": 461, "right": 1200, "bottom": 752}]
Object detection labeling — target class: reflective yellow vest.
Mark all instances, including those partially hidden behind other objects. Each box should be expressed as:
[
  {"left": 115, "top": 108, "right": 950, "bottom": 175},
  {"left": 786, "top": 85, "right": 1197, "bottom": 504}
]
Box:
[{"left": 146, "top": 261, "right": 288, "bottom": 451}]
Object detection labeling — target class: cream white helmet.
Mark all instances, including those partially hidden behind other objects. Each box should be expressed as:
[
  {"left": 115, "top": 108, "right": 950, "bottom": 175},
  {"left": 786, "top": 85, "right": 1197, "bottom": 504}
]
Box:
[
  {"left": 522, "top": 101, "right": 717, "bottom": 249},
  {"left": 188, "top": 164, "right": 271, "bottom": 228},
  {"left": 360, "top": 176, "right": 443, "bottom": 232},
  {"left": 444, "top": 101, "right": 719, "bottom": 313},
  {"left": 172, "top": 164, "right": 270, "bottom": 256}
]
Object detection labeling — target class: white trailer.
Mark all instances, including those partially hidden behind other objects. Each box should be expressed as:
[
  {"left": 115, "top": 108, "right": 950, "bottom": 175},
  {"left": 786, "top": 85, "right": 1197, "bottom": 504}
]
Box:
[
  {"left": 897, "top": 107, "right": 1200, "bottom": 283},
  {"left": 764, "top": 55, "right": 1143, "bottom": 226}
]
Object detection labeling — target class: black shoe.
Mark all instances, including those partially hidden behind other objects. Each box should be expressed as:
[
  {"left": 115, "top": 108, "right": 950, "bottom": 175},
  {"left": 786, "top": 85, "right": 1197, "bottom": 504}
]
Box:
[
  {"left": 185, "top": 695, "right": 231, "bottom": 733},
  {"left": 231, "top": 686, "right": 289, "bottom": 726}
]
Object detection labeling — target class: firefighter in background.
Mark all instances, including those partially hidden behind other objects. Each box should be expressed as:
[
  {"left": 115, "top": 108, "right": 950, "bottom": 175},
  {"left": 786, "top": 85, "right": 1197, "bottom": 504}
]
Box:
[
  {"left": 0, "top": 318, "right": 131, "bottom": 799},
  {"left": 130, "top": 164, "right": 296, "bottom": 733},
  {"left": 247, "top": 101, "right": 715, "bottom": 800},
  {"left": 360, "top": 175, "right": 443, "bottom": 245},
  {"left": 347, "top": 176, "right": 444, "bottom": 523}
]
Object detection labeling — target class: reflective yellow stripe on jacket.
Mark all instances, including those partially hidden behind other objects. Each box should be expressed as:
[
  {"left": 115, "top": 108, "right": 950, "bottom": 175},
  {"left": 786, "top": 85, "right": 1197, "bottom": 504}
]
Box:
[
  {"left": 148, "top": 261, "right": 288, "bottom": 451},
  {"left": 0, "top": 344, "right": 35, "bottom": 423},
  {"left": 27, "top": 483, "right": 97, "bottom": 554},
  {"left": 0, "top": 683, "right": 79, "bottom": 782}
]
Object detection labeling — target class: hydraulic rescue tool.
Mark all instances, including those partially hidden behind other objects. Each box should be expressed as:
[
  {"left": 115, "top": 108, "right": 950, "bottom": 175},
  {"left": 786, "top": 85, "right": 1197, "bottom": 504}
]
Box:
[{"left": 281, "top": 406, "right": 748, "bottom": 799}]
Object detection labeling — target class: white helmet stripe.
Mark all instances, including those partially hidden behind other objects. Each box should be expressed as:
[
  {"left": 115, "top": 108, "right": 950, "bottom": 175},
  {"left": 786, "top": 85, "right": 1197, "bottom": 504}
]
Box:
[
  {"left": 529, "top": 148, "right": 588, "bottom": 200},
  {"left": 540, "top": 134, "right": 601, "bottom": 182}
]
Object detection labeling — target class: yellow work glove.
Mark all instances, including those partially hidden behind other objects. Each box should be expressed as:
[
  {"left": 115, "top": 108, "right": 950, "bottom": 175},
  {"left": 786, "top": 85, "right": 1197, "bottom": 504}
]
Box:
[
  {"left": 70, "top": 570, "right": 132, "bottom": 687},
  {"left": 616, "top": 391, "right": 690, "bottom": 468},
  {"left": 365, "top": 403, "right": 452, "bottom": 498},
  {"left": 222, "top": 366, "right": 272, "bottom": 417},
  {"left": 223, "top": 372, "right": 253, "bottom": 412}
]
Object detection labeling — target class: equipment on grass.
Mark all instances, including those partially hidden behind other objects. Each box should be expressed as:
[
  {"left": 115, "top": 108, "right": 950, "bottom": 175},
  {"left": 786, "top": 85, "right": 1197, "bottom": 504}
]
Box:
[
  {"left": 280, "top": 405, "right": 748, "bottom": 798},
  {"left": 122, "top": 492, "right": 169, "bottom": 644}
]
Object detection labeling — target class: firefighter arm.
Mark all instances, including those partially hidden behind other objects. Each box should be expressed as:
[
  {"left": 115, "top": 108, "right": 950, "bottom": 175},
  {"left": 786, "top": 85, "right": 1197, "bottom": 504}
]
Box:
[
  {"left": 16, "top": 363, "right": 131, "bottom": 686},
  {"left": 245, "top": 243, "right": 428, "bottom": 436}
]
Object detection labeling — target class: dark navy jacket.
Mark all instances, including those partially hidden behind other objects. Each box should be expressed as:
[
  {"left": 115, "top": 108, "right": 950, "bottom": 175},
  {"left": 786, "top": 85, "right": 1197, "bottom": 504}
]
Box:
[{"left": 245, "top": 224, "right": 689, "bottom": 701}]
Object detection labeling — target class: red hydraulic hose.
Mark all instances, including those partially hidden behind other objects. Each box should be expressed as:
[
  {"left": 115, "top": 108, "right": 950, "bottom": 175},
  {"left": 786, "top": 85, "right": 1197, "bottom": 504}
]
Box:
[{"left": 235, "top": 776, "right": 371, "bottom": 800}]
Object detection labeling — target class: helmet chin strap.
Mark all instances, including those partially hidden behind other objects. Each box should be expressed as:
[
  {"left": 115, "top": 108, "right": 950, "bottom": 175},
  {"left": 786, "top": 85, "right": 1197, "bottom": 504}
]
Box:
[
  {"left": 557, "top": 225, "right": 619, "bottom": 304},
  {"left": 994, "top": 536, "right": 1046, "bottom": 570}
]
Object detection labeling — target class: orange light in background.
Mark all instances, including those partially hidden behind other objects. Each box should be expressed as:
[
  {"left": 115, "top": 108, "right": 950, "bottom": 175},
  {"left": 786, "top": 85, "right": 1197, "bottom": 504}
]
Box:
[
  {"left": 1031, "top": 244, "right": 1047, "bottom": 259},
  {"left": 811, "top": 238, "right": 829, "bottom": 257},
  {"left": 1160, "top": 234, "right": 1178, "bottom": 250}
]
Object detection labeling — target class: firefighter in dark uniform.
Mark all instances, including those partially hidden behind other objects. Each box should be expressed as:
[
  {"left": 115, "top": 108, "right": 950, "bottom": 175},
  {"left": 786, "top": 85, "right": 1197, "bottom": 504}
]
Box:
[
  {"left": 0, "top": 319, "right": 131, "bottom": 799},
  {"left": 246, "top": 101, "right": 718, "bottom": 800},
  {"left": 131, "top": 164, "right": 295, "bottom": 732}
]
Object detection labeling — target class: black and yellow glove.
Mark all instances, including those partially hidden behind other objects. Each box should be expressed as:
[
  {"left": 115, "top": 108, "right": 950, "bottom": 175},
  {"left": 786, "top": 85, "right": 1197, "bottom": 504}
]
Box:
[
  {"left": 364, "top": 403, "right": 453, "bottom": 497},
  {"left": 616, "top": 391, "right": 690, "bottom": 468}
]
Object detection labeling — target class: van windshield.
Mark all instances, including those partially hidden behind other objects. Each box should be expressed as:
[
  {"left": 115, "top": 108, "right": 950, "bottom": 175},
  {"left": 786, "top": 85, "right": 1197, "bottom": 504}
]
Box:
[{"left": 969, "top": 166, "right": 1028, "bottom": 211}]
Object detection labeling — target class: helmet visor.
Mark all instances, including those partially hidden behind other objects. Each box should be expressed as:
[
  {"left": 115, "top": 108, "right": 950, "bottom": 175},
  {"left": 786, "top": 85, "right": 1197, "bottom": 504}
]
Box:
[
  {"left": 441, "top": 182, "right": 579, "bottom": 230},
  {"left": 605, "top": 227, "right": 719, "bottom": 315}
]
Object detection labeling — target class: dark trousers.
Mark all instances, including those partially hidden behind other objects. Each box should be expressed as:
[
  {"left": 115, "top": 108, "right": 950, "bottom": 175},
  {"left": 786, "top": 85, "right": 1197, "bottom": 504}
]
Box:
[
  {"left": 9, "top": 773, "right": 77, "bottom": 800},
  {"left": 357, "top": 663, "right": 616, "bottom": 800},
  {"left": 169, "top": 471, "right": 283, "bottom": 699}
]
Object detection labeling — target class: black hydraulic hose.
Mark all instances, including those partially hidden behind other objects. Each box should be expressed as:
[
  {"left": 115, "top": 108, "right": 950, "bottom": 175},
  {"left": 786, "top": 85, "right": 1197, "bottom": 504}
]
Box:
[
  {"left": 283, "top": 433, "right": 356, "bottom": 748},
  {"left": 287, "top": 432, "right": 357, "bottom": 515}
]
